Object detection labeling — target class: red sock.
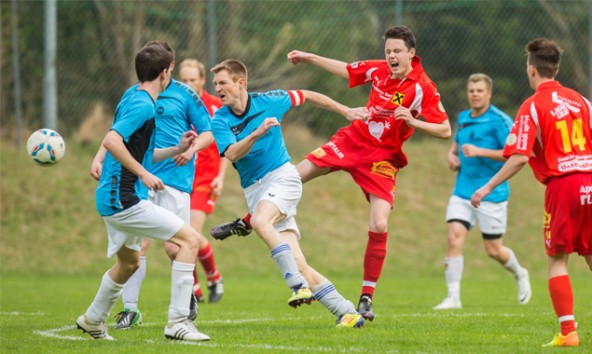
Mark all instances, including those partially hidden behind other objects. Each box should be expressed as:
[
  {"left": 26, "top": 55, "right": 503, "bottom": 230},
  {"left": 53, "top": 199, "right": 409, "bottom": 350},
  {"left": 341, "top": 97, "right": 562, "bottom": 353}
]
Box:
[
  {"left": 198, "top": 243, "right": 220, "bottom": 282},
  {"left": 548, "top": 275, "right": 576, "bottom": 335},
  {"left": 362, "top": 231, "right": 388, "bottom": 297},
  {"left": 243, "top": 213, "right": 252, "bottom": 228}
]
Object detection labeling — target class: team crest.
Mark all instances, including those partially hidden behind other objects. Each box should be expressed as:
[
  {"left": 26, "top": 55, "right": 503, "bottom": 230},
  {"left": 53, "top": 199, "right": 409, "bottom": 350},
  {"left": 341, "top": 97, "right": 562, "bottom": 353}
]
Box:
[
  {"left": 390, "top": 92, "right": 405, "bottom": 106},
  {"left": 370, "top": 161, "right": 398, "bottom": 180},
  {"left": 506, "top": 133, "right": 517, "bottom": 146}
]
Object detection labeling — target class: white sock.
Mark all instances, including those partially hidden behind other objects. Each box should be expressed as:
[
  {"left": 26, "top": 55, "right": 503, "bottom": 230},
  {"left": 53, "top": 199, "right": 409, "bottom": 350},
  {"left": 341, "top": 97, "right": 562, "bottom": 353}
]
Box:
[
  {"left": 445, "top": 256, "right": 463, "bottom": 300},
  {"left": 270, "top": 243, "right": 309, "bottom": 290},
  {"left": 312, "top": 279, "right": 356, "bottom": 317},
  {"left": 86, "top": 271, "right": 125, "bottom": 324},
  {"left": 122, "top": 256, "right": 146, "bottom": 311},
  {"left": 503, "top": 249, "right": 522, "bottom": 275},
  {"left": 168, "top": 261, "right": 195, "bottom": 324}
]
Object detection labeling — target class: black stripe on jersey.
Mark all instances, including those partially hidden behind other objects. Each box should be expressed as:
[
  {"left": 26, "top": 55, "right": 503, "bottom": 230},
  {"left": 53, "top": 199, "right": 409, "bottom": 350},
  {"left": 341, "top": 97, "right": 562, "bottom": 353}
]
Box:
[
  {"left": 115, "top": 118, "right": 155, "bottom": 210},
  {"left": 230, "top": 111, "right": 266, "bottom": 136}
]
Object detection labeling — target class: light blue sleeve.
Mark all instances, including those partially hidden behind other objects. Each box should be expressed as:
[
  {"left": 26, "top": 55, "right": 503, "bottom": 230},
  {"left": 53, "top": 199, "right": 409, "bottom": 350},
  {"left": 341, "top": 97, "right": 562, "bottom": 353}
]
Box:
[
  {"left": 211, "top": 112, "right": 236, "bottom": 156},
  {"left": 187, "top": 95, "right": 212, "bottom": 134},
  {"left": 112, "top": 98, "right": 153, "bottom": 142}
]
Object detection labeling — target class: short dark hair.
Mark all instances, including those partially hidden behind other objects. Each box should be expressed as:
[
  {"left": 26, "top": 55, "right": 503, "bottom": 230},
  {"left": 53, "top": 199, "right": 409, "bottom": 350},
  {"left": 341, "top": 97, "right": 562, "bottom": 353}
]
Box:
[
  {"left": 211, "top": 59, "right": 248, "bottom": 83},
  {"left": 384, "top": 26, "right": 416, "bottom": 50},
  {"left": 135, "top": 43, "right": 174, "bottom": 82},
  {"left": 144, "top": 40, "right": 175, "bottom": 60},
  {"left": 526, "top": 38, "right": 562, "bottom": 79}
]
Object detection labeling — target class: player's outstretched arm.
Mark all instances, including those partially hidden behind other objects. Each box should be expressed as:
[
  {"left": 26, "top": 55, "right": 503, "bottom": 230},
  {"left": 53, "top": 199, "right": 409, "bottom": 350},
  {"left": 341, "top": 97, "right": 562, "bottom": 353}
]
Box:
[
  {"left": 301, "top": 90, "right": 369, "bottom": 121},
  {"left": 287, "top": 50, "right": 349, "bottom": 79}
]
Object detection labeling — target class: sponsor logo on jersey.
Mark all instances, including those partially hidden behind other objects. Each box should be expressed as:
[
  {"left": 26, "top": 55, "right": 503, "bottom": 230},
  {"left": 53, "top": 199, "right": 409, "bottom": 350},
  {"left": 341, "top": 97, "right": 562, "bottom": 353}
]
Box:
[
  {"left": 327, "top": 141, "right": 344, "bottom": 159},
  {"left": 370, "top": 161, "right": 398, "bottom": 180},
  {"left": 390, "top": 92, "right": 405, "bottom": 106},
  {"left": 311, "top": 147, "right": 326, "bottom": 158}
]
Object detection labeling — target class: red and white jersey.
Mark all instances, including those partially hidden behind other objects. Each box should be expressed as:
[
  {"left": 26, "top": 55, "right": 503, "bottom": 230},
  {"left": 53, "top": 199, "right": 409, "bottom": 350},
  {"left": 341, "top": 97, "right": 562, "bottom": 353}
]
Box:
[
  {"left": 195, "top": 90, "right": 223, "bottom": 180},
  {"left": 503, "top": 81, "right": 592, "bottom": 184},
  {"left": 347, "top": 56, "right": 448, "bottom": 151}
]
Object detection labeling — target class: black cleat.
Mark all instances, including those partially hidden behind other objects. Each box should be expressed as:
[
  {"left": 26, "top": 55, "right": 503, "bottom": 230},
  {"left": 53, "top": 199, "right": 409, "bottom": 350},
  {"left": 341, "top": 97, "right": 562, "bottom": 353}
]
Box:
[{"left": 210, "top": 218, "right": 252, "bottom": 240}]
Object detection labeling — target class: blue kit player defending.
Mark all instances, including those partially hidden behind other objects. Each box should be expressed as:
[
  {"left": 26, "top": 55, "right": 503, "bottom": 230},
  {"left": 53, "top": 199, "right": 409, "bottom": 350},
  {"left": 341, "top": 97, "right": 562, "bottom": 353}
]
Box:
[
  {"left": 90, "top": 41, "right": 217, "bottom": 331},
  {"left": 433, "top": 73, "right": 531, "bottom": 310},
  {"left": 211, "top": 59, "right": 367, "bottom": 328},
  {"left": 77, "top": 42, "right": 210, "bottom": 341}
]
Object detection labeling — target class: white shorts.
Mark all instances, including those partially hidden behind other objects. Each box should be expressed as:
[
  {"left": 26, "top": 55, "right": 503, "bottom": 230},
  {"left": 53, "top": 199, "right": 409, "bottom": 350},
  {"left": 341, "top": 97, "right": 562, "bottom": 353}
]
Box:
[
  {"left": 445, "top": 195, "right": 507, "bottom": 235},
  {"left": 103, "top": 199, "right": 184, "bottom": 257},
  {"left": 244, "top": 163, "right": 301, "bottom": 238},
  {"left": 148, "top": 185, "right": 190, "bottom": 224}
]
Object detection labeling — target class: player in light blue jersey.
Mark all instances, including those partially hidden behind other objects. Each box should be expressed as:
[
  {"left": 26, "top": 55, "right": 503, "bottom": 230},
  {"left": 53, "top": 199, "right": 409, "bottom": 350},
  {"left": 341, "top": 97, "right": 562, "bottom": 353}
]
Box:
[
  {"left": 91, "top": 42, "right": 217, "bottom": 331},
  {"left": 433, "top": 73, "right": 531, "bottom": 310},
  {"left": 211, "top": 59, "right": 368, "bottom": 328},
  {"left": 77, "top": 42, "right": 210, "bottom": 341}
]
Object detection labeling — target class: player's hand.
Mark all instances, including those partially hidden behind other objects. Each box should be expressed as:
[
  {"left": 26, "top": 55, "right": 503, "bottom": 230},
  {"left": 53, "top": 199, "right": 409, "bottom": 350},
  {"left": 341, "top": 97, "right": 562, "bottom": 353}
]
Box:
[
  {"left": 140, "top": 172, "right": 165, "bottom": 191},
  {"left": 287, "top": 50, "right": 314, "bottom": 64},
  {"left": 90, "top": 159, "right": 102, "bottom": 181},
  {"left": 173, "top": 150, "right": 193, "bottom": 166},
  {"left": 470, "top": 184, "right": 492, "bottom": 208},
  {"left": 394, "top": 106, "right": 416, "bottom": 127},
  {"left": 461, "top": 144, "right": 481, "bottom": 157},
  {"left": 346, "top": 107, "right": 370, "bottom": 121},
  {"left": 210, "top": 176, "right": 224, "bottom": 197},
  {"left": 178, "top": 131, "right": 198, "bottom": 152},
  {"left": 447, "top": 153, "right": 460, "bottom": 171},
  {"left": 254, "top": 118, "right": 280, "bottom": 137}
]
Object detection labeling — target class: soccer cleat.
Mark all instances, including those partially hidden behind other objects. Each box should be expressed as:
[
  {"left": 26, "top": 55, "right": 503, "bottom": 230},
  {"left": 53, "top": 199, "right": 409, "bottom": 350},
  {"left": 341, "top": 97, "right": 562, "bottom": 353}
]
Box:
[
  {"left": 76, "top": 314, "right": 114, "bottom": 340},
  {"left": 288, "top": 287, "right": 315, "bottom": 308},
  {"left": 164, "top": 319, "right": 210, "bottom": 341},
  {"left": 336, "top": 313, "right": 365, "bottom": 328},
  {"left": 188, "top": 293, "right": 198, "bottom": 321},
  {"left": 207, "top": 278, "right": 224, "bottom": 303},
  {"left": 542, "top": 331, "right": 579, "bottom": 347},
  {"left": 516, "top": 268, "right": 532, "bottom": 305},
  {"left": 210, "top": 218, "right": 252, "bottom": 240},
  {"left": 113, "top": 308, "right": 142, "bottom": 330},
  {"left": 433, "top": 296, "right": 462, "bottom": 310},
  {"left": 357, "top": 295, "right": 375, "bottom": 321}
]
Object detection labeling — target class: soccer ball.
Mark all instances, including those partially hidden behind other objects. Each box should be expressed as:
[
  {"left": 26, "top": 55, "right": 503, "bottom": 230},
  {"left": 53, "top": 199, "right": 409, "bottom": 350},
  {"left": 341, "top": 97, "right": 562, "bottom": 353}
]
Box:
[{"left": 26, "top": 128, "right": 66, "bottom": 166}]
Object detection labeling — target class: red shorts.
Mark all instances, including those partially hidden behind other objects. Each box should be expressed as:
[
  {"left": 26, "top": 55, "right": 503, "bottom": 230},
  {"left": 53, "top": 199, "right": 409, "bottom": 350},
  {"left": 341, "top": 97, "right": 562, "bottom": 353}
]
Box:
[
  {"left": 544, "top": 173, "right": 592, "bottom": 256},
  {"left": 190, "top": 143, "right": 220, "bottom": 214},
  {"left": 305, "top": 126, "right": 402, "bottom": 206}
]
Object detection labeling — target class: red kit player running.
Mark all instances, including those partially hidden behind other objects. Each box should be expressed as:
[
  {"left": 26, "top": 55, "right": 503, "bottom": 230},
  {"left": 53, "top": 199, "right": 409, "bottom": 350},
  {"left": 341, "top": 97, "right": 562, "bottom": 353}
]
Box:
[{"left": 471, "top": 38, "right": 592, "bottom": 348}]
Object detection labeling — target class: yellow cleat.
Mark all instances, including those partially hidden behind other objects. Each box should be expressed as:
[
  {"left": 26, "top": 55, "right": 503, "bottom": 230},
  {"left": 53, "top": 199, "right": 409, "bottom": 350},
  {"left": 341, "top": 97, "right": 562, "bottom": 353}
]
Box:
[
  {"left": 542, "top": 331, "right": 579, "bottom": 347},
  {"left": 336, "top": 313, "right": 364, "bottom": 328},
  {"left": 288, "top": 287, "right": 315, "bottom": 308}
]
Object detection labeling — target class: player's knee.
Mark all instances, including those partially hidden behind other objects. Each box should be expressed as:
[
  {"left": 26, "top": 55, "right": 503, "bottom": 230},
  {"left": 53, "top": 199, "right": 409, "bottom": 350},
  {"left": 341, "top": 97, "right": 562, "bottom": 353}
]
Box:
[
  {"left": 369, "top": 222, "right": 388, "bottom": 234},
  {"left": 249, "top": 215, "right": 267, "bottom": 235}
]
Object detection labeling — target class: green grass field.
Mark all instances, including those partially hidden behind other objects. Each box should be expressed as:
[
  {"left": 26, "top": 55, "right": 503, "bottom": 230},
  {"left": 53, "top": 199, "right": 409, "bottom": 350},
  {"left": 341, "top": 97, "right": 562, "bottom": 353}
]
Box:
[{"left": 1, "top": 128, "right": 591, "bottom": 352}]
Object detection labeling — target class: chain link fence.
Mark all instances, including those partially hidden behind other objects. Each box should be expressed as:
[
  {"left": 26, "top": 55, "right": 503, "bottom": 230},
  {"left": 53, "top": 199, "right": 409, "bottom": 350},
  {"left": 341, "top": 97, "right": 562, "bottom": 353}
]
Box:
[{"left": 2, "top": 0, "right": 590, "bottom": 142}]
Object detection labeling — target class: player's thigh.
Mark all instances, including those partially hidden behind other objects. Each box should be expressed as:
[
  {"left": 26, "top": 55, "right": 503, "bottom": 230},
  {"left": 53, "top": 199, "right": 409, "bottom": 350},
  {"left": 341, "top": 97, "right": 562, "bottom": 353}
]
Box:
[{"left": 475, "top": 200, "right": 507, "bottom": 235}]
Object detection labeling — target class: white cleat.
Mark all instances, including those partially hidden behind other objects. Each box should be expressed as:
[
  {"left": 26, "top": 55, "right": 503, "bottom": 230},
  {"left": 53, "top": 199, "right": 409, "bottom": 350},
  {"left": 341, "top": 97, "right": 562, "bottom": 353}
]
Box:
[
  {"left": 76, "top": 314, "right": 114, "bottom": 340},
  {"left": 164, "top": 319, "right": 210, "bottom": 341},
  {"left": 433, "top": 296, "right": 462, "bottom": 310},
  {"left": 516, "top": 268, "right": 532, "bottom": 305}
]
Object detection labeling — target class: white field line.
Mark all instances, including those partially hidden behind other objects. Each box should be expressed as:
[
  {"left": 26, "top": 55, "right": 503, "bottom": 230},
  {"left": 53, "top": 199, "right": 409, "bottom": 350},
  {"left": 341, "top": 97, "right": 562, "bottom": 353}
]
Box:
[{"left": 1, "top": 311, "right": 45, "bottom": 316}]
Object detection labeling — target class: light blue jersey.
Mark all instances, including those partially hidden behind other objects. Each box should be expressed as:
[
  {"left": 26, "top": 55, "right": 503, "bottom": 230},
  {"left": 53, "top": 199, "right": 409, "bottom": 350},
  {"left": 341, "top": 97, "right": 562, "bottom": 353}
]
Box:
[
  {"left": 212, "top": 90, "right": 302, "bottom": 188},
  {"left": 150, "top": 79, "right": 211, "bottom": 193},
  {"left": 452, "top": 104, "right": 513, "bottom": 202},
  {"left": 96, "top": 88, "right": 156, "bottom": 216}
]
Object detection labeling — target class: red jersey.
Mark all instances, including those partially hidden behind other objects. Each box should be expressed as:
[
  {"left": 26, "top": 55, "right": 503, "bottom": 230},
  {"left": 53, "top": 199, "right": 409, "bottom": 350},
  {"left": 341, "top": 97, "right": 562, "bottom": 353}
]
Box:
[
  {"left": 195, "top": 91, "right": 222, "bottom": 171},
  {"left": 503, "top": 81, "right": 592, "bottom": 184},
  {"left": 347, "top": 56, "right": 448, "bottom": 164}
]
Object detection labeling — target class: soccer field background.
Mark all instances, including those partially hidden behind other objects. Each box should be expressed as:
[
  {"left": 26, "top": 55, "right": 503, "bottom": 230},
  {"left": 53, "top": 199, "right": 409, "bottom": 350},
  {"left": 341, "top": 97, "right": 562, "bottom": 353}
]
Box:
[{"left": 1, "top": 133, "right": 590, "bottom": 352}]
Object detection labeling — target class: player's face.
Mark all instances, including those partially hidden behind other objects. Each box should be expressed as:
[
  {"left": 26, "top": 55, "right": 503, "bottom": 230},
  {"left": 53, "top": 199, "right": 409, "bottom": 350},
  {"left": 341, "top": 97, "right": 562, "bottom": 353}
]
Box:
[
  {"left": 467, "top": 81, "right": 491, "bottom": 113},
  {"left": 384, "top": 38, "right": 415, "bottom": 79},
  {"left": 159, "top": 63, "right": 174, "bottom": 92},
  {"left": 179, "top": 66, "right": 205, "bottom": 94},
  {"left": 213, "top": 70, "right": 243, "bottom": 108}
]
